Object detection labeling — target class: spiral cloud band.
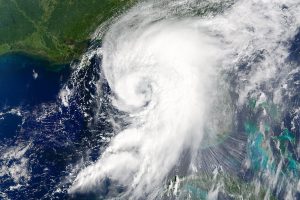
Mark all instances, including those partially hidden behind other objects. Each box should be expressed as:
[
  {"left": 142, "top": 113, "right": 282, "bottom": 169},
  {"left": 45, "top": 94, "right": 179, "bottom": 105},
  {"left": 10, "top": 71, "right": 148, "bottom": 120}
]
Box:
[
  {"left": 69, "top": 0, "right": 300, "bottom": 198},
  {"left": 70, "top": 18, "right": 222, "bottom": 197}
]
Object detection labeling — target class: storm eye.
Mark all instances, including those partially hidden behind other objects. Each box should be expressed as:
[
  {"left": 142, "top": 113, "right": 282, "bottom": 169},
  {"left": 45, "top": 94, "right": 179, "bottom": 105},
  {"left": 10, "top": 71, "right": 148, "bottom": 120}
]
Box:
[{"left": 135, "top": 79, "right": 153, "bottom": 107}]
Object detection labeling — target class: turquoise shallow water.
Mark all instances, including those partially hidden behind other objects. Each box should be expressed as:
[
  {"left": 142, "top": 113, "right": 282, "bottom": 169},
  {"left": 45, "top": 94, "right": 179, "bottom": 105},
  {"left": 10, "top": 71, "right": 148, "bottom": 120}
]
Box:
[{"left": 0, "top": 25, "right": 300, "bottom": 199}]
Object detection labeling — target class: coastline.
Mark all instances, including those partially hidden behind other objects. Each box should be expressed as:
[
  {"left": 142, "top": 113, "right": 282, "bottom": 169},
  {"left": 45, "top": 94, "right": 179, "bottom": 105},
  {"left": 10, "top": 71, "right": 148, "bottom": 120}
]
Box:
[
  {"left": 0, "top": 51, "right": 70, "bottom": 72},
  {"left": 0, "top": 0, "right": 136, "bottom": 68}
]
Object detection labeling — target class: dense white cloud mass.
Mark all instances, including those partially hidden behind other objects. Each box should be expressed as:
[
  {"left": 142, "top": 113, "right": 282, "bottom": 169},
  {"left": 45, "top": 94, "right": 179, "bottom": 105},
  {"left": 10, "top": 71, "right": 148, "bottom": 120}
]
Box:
[
  {"left": 70, "top": 19, "right": 222, "bottom": 198},
  {"left": 69, "top": 0, "right": 300, "bottom": 199}
]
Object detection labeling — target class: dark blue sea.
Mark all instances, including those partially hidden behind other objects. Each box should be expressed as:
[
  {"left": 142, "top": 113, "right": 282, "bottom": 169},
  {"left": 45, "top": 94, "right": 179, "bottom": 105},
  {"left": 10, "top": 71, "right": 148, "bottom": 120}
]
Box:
[
  {"left": 0, "top": 28, "right": 300, "bottom": 199},
  {"left": 0, "top": 52, "right": 116, "bottom": 200},
  {"left": 0, "top": 53, "right": 85, "bottom": 199},
  {"left": 0, "top": 54, "right": 70, "bottom": 139}
]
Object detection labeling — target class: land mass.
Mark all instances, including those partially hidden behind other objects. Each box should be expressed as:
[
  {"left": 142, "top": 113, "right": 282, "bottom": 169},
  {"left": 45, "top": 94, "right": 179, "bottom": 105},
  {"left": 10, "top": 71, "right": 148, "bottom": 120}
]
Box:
[{"left": 0, "top": 0, "right": 135, "bottom": 65}]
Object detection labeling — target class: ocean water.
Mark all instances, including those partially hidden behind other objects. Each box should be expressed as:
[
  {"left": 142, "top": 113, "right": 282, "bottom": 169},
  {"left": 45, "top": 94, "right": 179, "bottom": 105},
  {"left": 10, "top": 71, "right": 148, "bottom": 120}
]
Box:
[
  {"left": 0, "top": 53, "right": 84, "bottom": 199},
  {"left": 0, "top": 51, "right": 113, "bottom": 199},
  {"left": 0, "top": 53, "right": 69, "bottom": 140},
  {"left": 0, "top": 53, "right": 69, "bottom": 107},
  {"left": 1, "top": 1, "right": 300, "bottom": 197}
]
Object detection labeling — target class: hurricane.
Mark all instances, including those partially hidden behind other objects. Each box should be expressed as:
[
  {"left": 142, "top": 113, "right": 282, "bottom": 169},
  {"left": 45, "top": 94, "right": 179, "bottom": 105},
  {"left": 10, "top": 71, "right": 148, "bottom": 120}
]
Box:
[{"left": 67, "top": 0, "right": 300, "bottom": 199}]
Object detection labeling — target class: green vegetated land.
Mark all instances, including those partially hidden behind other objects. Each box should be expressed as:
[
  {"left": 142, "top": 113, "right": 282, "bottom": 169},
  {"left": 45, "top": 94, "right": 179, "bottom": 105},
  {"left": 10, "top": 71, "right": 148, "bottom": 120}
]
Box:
[{"left": 0, "top": 0, "right": 135, "bottom": 64}]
